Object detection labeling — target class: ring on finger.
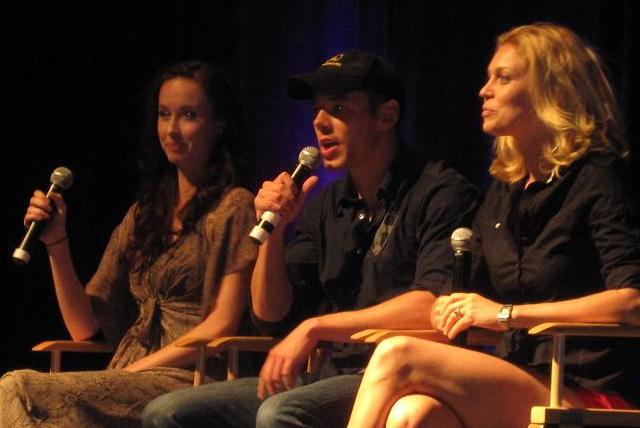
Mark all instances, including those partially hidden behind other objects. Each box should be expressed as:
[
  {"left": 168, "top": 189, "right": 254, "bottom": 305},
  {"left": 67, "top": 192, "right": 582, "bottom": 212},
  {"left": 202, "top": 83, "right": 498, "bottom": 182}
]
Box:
[{"left": 453, "top": 306, "right": 463, "bottom": 318}]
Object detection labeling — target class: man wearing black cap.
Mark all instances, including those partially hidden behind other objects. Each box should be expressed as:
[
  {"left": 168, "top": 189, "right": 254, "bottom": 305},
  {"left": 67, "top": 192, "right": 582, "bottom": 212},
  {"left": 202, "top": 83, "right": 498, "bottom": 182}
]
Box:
[{"left": 143, "top": 50, "right": 478, "bottom": 428}]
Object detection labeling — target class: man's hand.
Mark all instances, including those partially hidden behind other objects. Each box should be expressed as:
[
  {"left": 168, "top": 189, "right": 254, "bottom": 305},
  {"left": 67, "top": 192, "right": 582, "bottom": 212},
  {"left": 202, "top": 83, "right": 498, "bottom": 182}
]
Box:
[
  {"left": 257, "top": 319, "right": 319, "bottom": 400},
  {"left": 254, "top": 172, "right": 319, "bottom": 228}
]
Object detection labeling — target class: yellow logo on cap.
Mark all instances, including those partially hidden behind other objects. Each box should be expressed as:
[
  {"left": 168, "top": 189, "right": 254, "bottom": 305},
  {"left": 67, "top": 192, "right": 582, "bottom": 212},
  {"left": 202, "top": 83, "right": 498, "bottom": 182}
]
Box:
[{"left": 322, "top": 53, "right": 343, "bottom": 68}]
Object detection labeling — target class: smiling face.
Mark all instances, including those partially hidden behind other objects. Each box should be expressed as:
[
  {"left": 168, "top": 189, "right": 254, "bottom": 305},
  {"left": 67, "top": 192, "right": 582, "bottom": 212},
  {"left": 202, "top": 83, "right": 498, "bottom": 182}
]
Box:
[
  {"left": 479, "top": 44, "right": 539, "bottom": 141},
  {"left": 312, "top": 91, "right": 380, "bottom": 171},
  {"left": 157, "top": 77, "right": 218, "bottom": 177}
]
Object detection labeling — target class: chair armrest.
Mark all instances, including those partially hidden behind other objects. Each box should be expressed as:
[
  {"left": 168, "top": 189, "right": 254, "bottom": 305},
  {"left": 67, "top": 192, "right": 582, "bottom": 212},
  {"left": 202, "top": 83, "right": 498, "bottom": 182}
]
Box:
[
  {"left": 175, "top": 336, "right": 279, "bottom": 353},
  {"left": 351, "top": 329, "right": 449, "bottom": 344},
  {"left": 206, "top": 336, "right": 279, "bottom": 352},
  {"left": 175, "top": 335, "right": 280, "bottom": 385},
  {"left": 528, "top": 322, "right": 640, "bottom": 338},
  {"left": 32, "top": 340, "right": 113, "bottom": 373},
  {"left": 32, "top": 340, "right": 113, "bottom": 353},
  {"left": 350, "top": 328, "right": 502, "bottom": 347}
]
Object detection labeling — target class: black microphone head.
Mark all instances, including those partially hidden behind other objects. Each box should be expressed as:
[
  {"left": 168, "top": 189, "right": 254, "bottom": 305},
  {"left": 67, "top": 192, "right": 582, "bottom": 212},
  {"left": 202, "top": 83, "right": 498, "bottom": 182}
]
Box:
[
  {"left": 451, "top": 227, "right": 474, "bottom": 253},
  {"left": 298, "top": 146, "right": 320, "bottom": 169},
  {"left": 50, "top": 167, "right": 74, "bottom": 190}
]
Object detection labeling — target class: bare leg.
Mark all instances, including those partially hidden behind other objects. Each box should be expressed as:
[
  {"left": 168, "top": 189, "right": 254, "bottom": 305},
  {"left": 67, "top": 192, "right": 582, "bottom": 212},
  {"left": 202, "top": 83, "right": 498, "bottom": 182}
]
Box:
[
  {"left": 347, "top": 336, "right": 583, "bottom": 428},
  {"left": 386, "top": 394, "right": 463, "bottom": 428}
]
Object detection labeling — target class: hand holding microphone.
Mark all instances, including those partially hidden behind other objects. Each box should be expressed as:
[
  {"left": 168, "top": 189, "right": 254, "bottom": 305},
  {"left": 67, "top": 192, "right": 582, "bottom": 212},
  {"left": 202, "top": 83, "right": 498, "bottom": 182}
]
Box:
[
  {"left": 13, "top": 167, "right": 74, "bottom": 264},
  {"left": 250, "top": 147, "right": 320, "bottom": 244},
  {"left": 449, "top": 227, "right": 474, "bottom": 345},
  {"left": 451, "top": 227, "right": 473, "bottom": 294}
]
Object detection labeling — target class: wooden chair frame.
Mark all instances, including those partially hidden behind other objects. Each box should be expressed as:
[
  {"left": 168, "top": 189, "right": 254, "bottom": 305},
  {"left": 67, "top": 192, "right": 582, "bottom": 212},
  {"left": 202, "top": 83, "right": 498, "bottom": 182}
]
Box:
[
  {"left": 32, "top": 335, "right": 326, "bottom": 387},
  {"left": 32, "top": 340, "right": 113, "bottom": 373},
  {"left": 35, "top": 323, "right": 640, "bottom": 426},
  {"left": 528, "top": 323, "right": 640, "bottom": 428},
  {"left": 174, "top": 335, "right": 329, "bottom": 386}
]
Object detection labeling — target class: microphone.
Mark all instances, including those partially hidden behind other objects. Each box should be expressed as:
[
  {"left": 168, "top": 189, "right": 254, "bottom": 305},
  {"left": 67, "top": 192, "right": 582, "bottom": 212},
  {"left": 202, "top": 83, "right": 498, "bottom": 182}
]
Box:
[
  {"left": 249, "top": 146, "right": 320, "bottom": 244},
  {"left": 451, "top": 227, "right": 473, "bottom": 292},
  {"left": 450, "top": 227, "right": 474, "bottom": 345},
  {"left": 13, "top": 167, "right": 74, "bottom": 265}
]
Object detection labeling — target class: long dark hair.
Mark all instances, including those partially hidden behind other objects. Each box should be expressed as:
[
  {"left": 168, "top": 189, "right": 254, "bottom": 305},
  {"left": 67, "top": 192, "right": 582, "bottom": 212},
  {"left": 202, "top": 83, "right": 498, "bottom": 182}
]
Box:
[{"left": 130, "top": 60, "right": 248, "bottom": 270}]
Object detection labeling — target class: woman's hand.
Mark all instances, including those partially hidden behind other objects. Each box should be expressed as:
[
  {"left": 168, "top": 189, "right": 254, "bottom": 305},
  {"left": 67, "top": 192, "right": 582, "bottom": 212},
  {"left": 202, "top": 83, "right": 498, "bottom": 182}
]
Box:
[
  {"left": 24, "top": 190, "right": 68, "bottom": 245},
  {"left": 431, "top": 293, "right": 505, "bottom": 339}
]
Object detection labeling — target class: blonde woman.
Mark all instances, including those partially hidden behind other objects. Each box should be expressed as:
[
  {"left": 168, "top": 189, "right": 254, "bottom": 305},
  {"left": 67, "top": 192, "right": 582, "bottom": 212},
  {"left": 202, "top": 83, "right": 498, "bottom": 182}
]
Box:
[{"left": 347, "top": 23, "right": 640, "bottom": 428}]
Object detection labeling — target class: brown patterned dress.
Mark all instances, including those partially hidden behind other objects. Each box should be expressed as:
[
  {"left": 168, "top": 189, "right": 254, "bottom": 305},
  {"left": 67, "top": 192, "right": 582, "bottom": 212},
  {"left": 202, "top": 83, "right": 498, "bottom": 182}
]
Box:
[{"left": 0, "top": 187, "right": 257, "bottom": 427}]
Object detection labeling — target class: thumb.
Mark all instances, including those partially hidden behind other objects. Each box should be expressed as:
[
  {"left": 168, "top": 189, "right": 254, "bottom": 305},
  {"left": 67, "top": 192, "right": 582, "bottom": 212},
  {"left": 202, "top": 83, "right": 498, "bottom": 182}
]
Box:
[
  {"left": 48, "top": 192, "right": 68, "bottom": 214},
  {"left": 300, "top": 175, "right": 319, "bottom": 197}
]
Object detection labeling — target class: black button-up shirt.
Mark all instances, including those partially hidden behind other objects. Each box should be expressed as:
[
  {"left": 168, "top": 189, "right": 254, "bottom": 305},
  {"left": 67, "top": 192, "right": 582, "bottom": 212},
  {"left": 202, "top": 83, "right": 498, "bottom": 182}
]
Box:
[
  {"left": 255, "top": 149, "right": 479, "bottom": 370},
  {"left": 473, "top": 153, "right": 640, "bottom": 404}
]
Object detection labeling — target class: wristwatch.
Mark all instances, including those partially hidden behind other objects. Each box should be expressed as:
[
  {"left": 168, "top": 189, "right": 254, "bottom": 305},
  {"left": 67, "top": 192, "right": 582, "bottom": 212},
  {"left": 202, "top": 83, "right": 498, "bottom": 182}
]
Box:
[{"left": 497, "top": 304, "right": 514, "bottom": 327}]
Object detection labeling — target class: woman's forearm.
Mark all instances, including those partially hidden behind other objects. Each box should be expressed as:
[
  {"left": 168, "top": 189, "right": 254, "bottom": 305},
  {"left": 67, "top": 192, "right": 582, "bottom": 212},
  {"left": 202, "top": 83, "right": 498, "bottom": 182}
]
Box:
[
  {"left": 47, "top": 240, "right": 100, "bottom": 340},
  {"left": 124, "top": 269, "right": 250, "bottom": 372},
  {"left": 511, "top": 287, "right": 640, "bottom": 328}
]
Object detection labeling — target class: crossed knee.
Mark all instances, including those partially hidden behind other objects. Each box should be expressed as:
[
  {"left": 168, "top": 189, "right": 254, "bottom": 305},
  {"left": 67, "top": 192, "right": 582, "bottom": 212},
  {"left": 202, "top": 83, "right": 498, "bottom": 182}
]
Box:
[
  {"left": 386, "top": 394, "right": 460, "bottom": 428},
  {"left": 369, "top": 336, "right": 433, "bottom": 378}
]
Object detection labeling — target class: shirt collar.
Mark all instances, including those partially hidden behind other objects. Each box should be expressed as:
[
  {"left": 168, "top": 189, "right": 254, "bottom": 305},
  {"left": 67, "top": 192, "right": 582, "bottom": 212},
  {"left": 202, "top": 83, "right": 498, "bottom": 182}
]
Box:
[{"left": 337, "top": 145, "right": 418, "bottom": 209}]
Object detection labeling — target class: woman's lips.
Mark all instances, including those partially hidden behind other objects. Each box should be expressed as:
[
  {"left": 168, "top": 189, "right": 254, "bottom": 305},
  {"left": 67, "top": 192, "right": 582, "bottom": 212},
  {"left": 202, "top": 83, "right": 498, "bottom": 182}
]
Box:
[
  {"left": 481, "top": 108, "right": 495, "bottom": 117},
  {"left": 164, "top": 140, "right": 186, "bottom": 152}
]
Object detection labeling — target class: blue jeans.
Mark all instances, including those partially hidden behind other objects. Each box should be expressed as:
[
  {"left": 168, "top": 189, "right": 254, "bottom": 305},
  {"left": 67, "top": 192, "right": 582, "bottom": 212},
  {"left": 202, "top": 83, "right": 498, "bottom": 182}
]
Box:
[{"left": 142, "top": 374, "right": 362, "bottom": 428}]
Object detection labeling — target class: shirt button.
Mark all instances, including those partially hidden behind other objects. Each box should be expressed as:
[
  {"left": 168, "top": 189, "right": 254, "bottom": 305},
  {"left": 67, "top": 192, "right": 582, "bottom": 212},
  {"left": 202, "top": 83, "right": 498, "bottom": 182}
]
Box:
[
  {"left": 358, "top": 212, "right": 366, "bottom": 221},
  {"left": 495, "top": 222, "right": 501, "bottom": 229},
  {"left": 355, "top": 248, "right": 364, "bottom": 255}
]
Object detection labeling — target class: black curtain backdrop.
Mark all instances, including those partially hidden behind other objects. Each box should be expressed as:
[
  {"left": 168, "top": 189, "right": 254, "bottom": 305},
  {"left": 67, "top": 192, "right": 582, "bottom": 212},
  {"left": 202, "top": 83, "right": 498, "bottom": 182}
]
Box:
[{"left": 2, "top": 0, "right": 639, "bottom": 372}]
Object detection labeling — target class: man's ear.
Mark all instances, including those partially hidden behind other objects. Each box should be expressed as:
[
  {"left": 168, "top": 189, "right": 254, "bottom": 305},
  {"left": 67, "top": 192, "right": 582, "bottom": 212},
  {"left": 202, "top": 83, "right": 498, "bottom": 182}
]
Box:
[{"left": 377, "top": 99, "right": 400, "bottom": 130}]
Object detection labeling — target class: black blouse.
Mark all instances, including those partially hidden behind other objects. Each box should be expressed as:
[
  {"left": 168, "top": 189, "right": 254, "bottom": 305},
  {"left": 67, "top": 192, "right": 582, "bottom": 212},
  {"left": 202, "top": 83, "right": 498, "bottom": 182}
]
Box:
[{"left": 473, "top": 153, "right": 640, "bottom": 404}]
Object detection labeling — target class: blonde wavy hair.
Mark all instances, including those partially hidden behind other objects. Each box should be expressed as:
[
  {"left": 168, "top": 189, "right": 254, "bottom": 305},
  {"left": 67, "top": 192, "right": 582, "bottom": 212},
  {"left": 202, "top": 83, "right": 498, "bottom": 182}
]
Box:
[{"left": 489, "top": 23, "right": 628, "bottom": 183}]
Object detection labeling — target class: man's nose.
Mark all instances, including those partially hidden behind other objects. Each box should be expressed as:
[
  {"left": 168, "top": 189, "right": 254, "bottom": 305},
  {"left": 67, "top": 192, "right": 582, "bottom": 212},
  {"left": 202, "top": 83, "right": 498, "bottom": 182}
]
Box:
[{"left": 313, "top": 109, "right": 331, "bottom": 133}]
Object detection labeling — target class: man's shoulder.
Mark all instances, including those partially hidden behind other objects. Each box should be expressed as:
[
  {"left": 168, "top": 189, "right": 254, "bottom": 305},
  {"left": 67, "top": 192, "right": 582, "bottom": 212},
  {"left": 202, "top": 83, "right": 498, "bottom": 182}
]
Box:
[
  {"left": 416, "top": 159, "right": 459, "bottom": 178},
  {"left": 397, "top": 160, "right": 480, "bottom": 219},
  {"left": 413, "top": 160, "right": 477, "bottom": 194}
]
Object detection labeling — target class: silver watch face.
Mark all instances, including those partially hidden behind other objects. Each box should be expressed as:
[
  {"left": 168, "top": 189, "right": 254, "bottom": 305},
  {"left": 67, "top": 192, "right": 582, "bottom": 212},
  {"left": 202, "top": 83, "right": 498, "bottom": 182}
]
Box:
[{"left": 498, "top": 305, "right": 512, "bottom": 322}]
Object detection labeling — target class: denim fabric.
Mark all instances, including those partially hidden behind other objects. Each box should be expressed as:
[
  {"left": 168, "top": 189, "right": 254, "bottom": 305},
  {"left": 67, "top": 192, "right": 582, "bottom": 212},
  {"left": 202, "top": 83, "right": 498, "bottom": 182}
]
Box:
[{"left": 142, "top": 374, "right": 362, "bottom": 428}]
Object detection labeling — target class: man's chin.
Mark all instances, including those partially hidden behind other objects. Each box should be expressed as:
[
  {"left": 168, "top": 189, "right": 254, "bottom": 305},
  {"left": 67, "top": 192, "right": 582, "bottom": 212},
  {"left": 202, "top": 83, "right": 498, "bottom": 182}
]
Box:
[{"left": 322, "top": 159, "right": 345, "bottom": 171}]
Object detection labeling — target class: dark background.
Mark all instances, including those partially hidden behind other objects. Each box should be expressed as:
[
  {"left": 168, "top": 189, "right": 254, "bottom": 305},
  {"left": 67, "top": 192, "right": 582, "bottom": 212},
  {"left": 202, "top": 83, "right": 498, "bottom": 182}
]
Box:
[{"left": 2, "top": 0, "right": 639, "bottom": 372}]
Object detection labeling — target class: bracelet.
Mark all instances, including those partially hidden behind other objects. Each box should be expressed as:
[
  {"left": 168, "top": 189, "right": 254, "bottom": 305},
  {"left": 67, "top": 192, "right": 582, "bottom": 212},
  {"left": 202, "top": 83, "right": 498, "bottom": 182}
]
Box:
[{"left": 44, "top": 235, "right": 69, "bottom": 247}]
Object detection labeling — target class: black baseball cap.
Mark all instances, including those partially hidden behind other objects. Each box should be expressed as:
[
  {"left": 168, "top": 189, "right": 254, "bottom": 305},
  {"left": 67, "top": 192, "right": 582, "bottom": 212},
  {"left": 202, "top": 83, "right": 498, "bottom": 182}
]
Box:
[{"left": 287, "top": 50, "right": 403, "bottom": 103}]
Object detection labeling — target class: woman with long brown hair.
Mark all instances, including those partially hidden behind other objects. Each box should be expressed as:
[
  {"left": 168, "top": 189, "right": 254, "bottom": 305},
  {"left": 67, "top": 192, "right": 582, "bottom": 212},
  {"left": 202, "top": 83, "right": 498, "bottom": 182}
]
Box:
[{"left": 0, "top": 60, "right": 257, "bottom": 427}]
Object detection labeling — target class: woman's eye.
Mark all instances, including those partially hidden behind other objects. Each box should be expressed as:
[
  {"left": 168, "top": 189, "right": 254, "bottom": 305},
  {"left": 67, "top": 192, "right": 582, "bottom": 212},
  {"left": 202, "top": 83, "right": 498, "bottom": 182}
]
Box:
[
  {"left": 331, "top": 105, "right": 345, "bottom": 114},
  {"left": 185, "top": 110, "right": 197, "bottom": 119},
  {"left": 158, "top": 110, "right": 170, "bottom": 118},
  {"left": 498, "top": 75, "right": 511, "bottom": 84}
]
